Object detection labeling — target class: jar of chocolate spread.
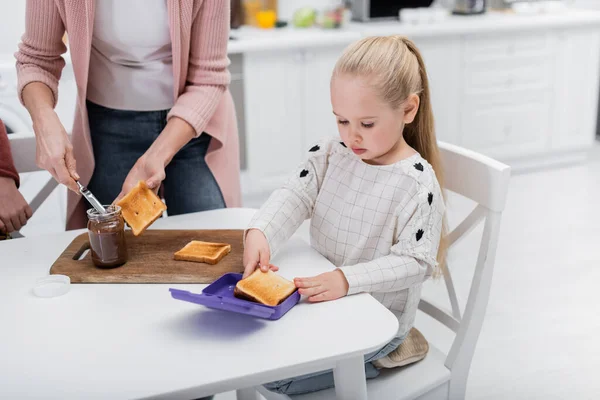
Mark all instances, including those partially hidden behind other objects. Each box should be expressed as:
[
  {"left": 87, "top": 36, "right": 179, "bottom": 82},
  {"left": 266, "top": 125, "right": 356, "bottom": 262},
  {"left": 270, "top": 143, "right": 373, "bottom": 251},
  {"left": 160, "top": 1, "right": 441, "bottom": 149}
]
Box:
[{"left": 87, "top": 205, "right": 128, "bottom": 268}]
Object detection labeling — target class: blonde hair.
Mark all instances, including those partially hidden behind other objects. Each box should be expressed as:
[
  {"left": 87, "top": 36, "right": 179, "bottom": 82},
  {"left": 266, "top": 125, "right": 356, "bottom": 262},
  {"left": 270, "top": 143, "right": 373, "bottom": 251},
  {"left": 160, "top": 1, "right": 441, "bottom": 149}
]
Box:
[{"left": 332, "top": 35, "right": 448, "bottom": 276}]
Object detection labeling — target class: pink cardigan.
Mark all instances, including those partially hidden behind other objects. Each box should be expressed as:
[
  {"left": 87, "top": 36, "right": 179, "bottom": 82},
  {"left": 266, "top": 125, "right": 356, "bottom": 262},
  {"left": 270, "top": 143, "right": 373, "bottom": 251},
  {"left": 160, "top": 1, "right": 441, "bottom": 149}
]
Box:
[{"left": 15, "top": 0, "right": 241, "bottom": 230}]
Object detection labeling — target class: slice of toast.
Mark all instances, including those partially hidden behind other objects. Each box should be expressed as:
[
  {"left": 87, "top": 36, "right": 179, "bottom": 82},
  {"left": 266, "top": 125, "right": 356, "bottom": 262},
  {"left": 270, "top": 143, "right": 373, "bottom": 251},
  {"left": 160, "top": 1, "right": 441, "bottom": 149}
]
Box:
[
  {"left": 234, "top": 269, "right": 296, "bottom": 306},
  {"left": 116, "top": 181, "right": 167, "bottom": 236},
  {"left": 173, "top": 240, "right": 231, "bottom": 264}
]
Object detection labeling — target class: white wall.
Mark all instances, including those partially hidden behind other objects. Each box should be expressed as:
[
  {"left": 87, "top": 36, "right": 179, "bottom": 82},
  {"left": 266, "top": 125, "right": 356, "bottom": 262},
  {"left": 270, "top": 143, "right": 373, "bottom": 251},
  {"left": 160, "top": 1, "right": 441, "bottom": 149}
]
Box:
[{"left": 0, "top": 0, "right": 26, "bottom": 56}]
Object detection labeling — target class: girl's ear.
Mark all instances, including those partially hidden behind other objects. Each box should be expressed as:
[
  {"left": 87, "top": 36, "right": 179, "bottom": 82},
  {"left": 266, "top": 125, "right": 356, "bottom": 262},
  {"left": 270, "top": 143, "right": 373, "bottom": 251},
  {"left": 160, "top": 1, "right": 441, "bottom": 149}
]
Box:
[{"left": 403, "top": 94, "right": 420, "bottom": 124}]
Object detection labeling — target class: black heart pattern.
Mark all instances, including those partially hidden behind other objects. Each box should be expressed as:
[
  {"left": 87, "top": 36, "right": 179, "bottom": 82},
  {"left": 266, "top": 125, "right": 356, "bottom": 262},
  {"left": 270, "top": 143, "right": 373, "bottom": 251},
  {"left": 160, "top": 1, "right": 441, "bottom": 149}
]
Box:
[
  {"left": 300, "top": 169, "right": 309, "bottom": 178},
  {"left": 339, "top": 141, "right": 347, "bottom": 148},
  {"left": 414, "top": 163, "right": 424, "bottom": 172},
  {"left": 309, "top": 145, "right": 320, "bottom": 152},
  {"left": 428, "top": 192, "right": 433, "bottom": 206},
  {"left": 416, "top": 229, "right": 424, "bottom": 241}
]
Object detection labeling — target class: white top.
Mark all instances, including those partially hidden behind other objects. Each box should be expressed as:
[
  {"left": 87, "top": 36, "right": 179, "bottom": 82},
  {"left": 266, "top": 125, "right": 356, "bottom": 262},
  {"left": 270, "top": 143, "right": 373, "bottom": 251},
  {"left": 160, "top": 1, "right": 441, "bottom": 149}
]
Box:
[
  {"left": 87, "top": 0, "right": 175, "bottom": 111},
  {"left": 249, "top": 138, "right": 445, "bottom": 337},
  {"left": 0, "top": 209, "right": 398, "bottom": 399}
]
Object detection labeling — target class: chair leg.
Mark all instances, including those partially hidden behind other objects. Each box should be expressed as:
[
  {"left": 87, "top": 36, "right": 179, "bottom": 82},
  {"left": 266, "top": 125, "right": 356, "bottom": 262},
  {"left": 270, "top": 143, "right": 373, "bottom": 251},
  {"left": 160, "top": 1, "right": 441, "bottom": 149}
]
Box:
[
  {"left": 447, "top": 376, "right": 468, "bottom": 400},
  {"left": 236, "top": 387, "right": 261, "bottom": 400}
]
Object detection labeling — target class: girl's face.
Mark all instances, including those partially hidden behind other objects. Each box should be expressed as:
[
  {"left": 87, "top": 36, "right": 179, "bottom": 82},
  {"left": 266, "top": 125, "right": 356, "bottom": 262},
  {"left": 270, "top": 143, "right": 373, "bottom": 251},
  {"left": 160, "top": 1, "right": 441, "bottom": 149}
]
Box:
[{"left": 331, "top": 74, "right": 419, "bottom": 165}]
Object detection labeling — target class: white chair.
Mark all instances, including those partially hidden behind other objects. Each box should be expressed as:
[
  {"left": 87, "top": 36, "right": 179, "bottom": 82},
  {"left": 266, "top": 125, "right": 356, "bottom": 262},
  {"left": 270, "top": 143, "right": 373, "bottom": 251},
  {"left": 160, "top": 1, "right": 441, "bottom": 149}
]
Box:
[
  {"left": 8, "top": 132, "right": 63, "bottom": 237},
  {"left": 255, "top": 142, "right": 511, "bottom": 400}
]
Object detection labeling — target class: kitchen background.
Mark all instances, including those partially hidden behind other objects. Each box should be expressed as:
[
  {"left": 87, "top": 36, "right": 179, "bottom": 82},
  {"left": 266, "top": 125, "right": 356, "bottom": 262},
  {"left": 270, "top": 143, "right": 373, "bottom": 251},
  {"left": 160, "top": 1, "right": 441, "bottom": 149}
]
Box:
[
  {"left": 2, "top": 1, "right": 600, "bottom": 399},
  {"left": 2, "top": 0, "right": 600, "bottom": 234}
]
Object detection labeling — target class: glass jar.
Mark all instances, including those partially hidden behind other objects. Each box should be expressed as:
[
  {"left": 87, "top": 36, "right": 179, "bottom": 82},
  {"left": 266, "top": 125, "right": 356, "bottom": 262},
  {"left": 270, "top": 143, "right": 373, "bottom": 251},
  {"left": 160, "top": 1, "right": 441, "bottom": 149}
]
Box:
[{"left": 87, "top": 205, "right": 128, "bottom": 268}]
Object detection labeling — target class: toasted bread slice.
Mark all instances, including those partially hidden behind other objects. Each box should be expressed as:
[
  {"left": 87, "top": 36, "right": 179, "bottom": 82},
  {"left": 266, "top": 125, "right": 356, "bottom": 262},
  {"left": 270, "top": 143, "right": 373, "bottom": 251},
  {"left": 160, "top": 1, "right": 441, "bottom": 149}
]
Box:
[
  {"left": 173, "top": 240, "right": 231, "bottom": 264},
  {"left": 234, "top": 269, "right": 296, "bottom": 306},
  {"left": 116, "top": 181, "right": 167, "bottom": 236}
]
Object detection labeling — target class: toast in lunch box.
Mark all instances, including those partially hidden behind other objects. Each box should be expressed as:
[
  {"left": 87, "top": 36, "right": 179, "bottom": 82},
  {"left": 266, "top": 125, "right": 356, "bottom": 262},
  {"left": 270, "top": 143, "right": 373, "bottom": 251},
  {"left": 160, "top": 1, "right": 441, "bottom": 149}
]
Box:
[
  {"left": 173, "top": 240, "right": 232, "bottom": 264},
  {"left": 234, "top": 269, "right": 296, "bottom": 306},
  {"left": 116, "top": 181, "right": 167, "bottom": 236}
]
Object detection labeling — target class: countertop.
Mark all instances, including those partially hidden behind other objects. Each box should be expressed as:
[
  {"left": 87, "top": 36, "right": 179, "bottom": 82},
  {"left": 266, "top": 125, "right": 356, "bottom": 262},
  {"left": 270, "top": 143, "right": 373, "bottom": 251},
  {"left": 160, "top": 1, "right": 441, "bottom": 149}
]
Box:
[{"left": 227, "top": 9, "right": 600, "bottom": 53}]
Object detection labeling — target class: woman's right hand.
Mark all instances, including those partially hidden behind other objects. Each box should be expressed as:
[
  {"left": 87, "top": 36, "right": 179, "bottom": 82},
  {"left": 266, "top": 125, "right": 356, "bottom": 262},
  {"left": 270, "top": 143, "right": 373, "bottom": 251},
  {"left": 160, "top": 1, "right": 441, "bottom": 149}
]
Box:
[
  {"left": 33, "top": 109, "right": 79, "bottom": 192},
  {"left": 243, "top": 229, "right": 279, "bottom": 278}
]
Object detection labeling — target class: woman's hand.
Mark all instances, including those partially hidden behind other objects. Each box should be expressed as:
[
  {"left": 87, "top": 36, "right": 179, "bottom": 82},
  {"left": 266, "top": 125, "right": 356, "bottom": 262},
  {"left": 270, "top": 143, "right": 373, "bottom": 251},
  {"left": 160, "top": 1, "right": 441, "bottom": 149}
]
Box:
[
  {"left": 243, "top": 229, "right": 279, "bottom": 278},
  {"left": 115, "top": 153, "right": 166, "bottom": 202},
  {"left": 0, "top": 177, "right": 32, "bottom": 233},
  {"left": 114, "top": 116, "right": 197, "bottom": 202},
  {"left": 32, "top": 109, "right": 79, "bottom": 192},
  {"left": 294, "top": 269, "right": 349, "bottom": 303}
]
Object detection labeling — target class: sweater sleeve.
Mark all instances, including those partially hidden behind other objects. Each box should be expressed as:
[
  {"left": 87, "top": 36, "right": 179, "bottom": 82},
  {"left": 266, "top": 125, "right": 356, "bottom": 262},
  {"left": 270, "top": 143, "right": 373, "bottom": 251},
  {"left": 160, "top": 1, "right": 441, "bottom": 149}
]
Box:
[
  {"left": 340, "top": 185, "right": 444, "bottom": 295},
  {"left": 15, "top": 0, "right": 67, "bottom": 108},
  {"left": 0, "top": 121, "right": 20, "bottom": 188},
  {"left": 167, "top": 0, "right": 231, "bottom": 138},
  {"left": 247, "top": 139, "right": 334, "bottom": 256}
]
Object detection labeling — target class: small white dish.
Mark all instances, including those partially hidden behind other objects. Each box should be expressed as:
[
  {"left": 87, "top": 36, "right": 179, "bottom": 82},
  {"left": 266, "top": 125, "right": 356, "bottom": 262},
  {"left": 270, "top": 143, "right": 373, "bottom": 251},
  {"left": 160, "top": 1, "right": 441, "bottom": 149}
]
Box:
[{"left": 33, "top": 275, "right": 70, "bottom": 298}]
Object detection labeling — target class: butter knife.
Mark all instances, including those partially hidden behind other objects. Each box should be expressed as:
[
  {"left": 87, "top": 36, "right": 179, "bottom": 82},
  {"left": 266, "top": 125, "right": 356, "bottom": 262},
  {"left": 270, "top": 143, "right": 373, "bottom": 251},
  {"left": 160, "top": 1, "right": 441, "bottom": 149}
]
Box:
[{"left": 76, "top": 181, "right": 106, "bottom": 214}]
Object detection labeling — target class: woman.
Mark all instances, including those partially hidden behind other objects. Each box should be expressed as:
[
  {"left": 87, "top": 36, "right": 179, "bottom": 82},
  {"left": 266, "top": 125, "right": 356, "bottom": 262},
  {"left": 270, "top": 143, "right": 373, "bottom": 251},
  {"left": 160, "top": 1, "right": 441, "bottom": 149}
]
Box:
[{"left": 16, "top": 0, "right": 241, "bottom": 230}]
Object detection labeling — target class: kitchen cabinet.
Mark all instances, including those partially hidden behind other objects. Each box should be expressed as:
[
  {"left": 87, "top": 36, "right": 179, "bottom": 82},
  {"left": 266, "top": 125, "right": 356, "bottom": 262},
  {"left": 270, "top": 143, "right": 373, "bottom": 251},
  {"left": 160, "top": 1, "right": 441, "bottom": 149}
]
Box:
[
  {"left": 242, "top": 44, "right": 351, "bottom": 199},
  {"left": 302, "top": 46, "right": 347, "bottom": 149},
  {"left": 461, "top": 91, "right": 551, "bottom": 158},
  {"left": 243, "top": 49, "right": 305, "bottom": 179},
  {"left": 413, "top": 37, "right": 462, "bottom": 145},
  {"left": 459, "top": 32, "right": 554, "bottom": 159},
  {"left": 552, "top": 28, "right": 600, "bottom": 151}
]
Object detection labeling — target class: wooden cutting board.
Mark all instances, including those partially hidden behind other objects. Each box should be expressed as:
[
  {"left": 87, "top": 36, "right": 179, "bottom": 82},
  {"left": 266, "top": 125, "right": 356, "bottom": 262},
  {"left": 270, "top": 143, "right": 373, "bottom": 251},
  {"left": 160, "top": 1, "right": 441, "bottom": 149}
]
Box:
[{"left": 50, "top": 229, "right": 244, "bottom": 284}]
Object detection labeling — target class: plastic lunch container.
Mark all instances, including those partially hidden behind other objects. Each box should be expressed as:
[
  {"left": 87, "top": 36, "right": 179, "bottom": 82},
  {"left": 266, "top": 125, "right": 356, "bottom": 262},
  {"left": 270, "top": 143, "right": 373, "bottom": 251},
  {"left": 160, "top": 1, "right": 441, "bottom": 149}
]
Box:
[{"left": 169, "top": 273, "right": 300, "bottom": 320}]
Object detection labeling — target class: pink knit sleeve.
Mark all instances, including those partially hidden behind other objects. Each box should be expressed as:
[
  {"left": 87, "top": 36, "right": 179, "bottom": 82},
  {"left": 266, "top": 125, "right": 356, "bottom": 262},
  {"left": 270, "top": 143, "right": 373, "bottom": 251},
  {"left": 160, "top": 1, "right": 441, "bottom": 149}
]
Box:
[
  {"left": 167, "top": 0, "right": 231, "bottom": 137},
  {"left": 14, "top": 0, "right": 67, "bottom": 108}
]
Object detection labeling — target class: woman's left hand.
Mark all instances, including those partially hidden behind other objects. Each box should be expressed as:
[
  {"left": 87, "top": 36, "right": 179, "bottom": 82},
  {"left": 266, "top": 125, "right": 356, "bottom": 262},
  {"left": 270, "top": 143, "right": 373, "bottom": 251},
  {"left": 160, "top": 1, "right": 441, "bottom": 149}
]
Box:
[
  {"left": 115, "top": 154, "right": 166, "bottom": 203},
  {"left": 114, "top": 117, "right": 197, "bottom": 203},
  {"left": 294, "top": 269, "right": 350, "bottom": 303}
]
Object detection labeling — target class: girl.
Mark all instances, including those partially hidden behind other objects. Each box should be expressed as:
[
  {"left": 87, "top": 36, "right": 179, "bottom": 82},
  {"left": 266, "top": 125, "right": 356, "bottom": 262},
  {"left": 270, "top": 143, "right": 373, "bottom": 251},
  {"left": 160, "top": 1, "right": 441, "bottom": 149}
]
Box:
[{"left": 244, "top": 35, "right": 447, "bottom": 395}]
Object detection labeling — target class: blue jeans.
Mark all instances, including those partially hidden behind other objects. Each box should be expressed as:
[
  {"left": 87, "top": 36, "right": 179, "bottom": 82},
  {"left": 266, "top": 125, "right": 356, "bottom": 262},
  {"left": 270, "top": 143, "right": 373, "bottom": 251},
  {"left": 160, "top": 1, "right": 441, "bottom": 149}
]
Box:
[
  {"left": 86, "top": 100, "right": 225, "bottom": 214},
  {"left": 264, "top": 335, "right": 407, "bottom": 395}
]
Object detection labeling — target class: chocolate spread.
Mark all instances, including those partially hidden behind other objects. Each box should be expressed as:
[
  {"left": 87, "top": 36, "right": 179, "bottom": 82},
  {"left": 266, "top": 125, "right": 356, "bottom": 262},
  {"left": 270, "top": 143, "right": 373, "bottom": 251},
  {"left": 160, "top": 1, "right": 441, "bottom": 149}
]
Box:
[{"left": 87, "top": 206, "right": 128, "bottom": 268}]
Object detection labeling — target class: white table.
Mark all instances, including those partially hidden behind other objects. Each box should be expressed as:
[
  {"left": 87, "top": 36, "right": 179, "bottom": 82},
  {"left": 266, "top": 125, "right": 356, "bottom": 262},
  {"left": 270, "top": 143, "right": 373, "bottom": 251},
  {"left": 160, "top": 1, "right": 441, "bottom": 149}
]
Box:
[{"left": 0, "top": 208, "right": 398, "bottom": 399}]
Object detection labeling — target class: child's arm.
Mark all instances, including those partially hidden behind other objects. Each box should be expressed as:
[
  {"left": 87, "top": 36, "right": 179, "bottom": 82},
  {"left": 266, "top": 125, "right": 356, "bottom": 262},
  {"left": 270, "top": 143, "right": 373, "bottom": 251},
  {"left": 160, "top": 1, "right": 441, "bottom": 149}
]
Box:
[
  {"left": 340, "top": 189, "right": 444, "bottom": 295},
  {"left": 246, "top": 139, "right": 333, "bottom": 260}
]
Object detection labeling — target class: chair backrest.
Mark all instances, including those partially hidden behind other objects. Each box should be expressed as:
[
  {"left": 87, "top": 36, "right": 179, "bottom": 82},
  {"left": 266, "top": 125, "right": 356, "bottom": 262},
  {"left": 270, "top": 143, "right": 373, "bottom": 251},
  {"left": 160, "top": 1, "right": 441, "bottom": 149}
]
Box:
[
  {"left": 8, "top": 132, "right": 60, "bottom": 223},
  {"left": 418, "top": 142, "right": 511, "bottom": 396}
]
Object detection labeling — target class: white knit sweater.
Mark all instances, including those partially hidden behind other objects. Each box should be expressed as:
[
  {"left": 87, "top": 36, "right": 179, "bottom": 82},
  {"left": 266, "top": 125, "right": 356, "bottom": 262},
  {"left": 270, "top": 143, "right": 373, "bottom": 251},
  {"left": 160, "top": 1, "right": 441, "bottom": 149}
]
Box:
[{"left": 248, "top": 138, "right": 444, "bottom": 337}]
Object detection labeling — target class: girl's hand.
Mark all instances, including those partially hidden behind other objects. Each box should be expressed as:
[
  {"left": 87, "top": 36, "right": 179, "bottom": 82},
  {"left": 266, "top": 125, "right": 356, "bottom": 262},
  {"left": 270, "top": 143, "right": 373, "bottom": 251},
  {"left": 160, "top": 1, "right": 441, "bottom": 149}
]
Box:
[
  {"left": 294, "top": 269, "right": 349, "bottom": 303},
  {"left": 114, "top": 154, "right": 166, "bottom": 203},
  {"left": 243, "top": 229, "right": 278, "bottom": 278}
]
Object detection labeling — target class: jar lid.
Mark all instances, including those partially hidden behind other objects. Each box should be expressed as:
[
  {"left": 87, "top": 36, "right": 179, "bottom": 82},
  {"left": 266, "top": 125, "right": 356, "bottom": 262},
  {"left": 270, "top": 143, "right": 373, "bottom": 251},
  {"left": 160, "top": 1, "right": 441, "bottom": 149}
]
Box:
[{"left": 33, "top": 275, "right": 70, "bottom": 298}]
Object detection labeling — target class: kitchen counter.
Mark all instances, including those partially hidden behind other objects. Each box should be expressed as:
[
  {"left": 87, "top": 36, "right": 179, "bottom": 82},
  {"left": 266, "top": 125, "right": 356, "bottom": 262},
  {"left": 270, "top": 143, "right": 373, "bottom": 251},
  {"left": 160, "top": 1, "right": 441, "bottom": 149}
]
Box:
[
  {"left": 228, "top": 27, "right": 360, "bottom": 53},
  {"left": 356, "top": 8, "right": 600, "bottom": 37},
  {"left": 228, "top": 9, "right": 600, "bottom": 53}
]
